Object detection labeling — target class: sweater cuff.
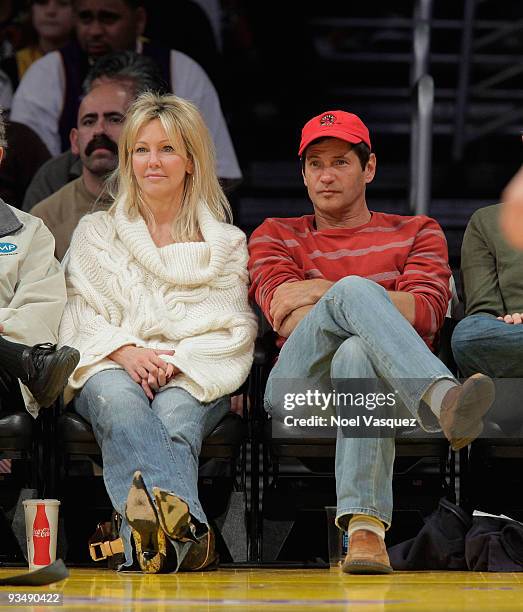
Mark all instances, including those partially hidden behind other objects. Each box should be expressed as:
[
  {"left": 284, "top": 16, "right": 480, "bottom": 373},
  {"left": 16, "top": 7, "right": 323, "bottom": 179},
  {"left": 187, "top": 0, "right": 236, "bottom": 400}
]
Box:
[
  {"left": 66, "top": 328, "right": 140, "bottom": 389},
  {"left": 162, "top": 347, "right": 248, "bottom": 403},
  {"left": 412, "top": 293, "right": 434, "bottom": 339}
]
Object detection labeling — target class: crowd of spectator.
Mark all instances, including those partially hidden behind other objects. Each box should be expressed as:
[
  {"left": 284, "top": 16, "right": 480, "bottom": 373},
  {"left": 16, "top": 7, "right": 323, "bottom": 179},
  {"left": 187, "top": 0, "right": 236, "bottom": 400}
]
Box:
[{"left": 0, "top": 0, "right": 522, "bottom": 577}]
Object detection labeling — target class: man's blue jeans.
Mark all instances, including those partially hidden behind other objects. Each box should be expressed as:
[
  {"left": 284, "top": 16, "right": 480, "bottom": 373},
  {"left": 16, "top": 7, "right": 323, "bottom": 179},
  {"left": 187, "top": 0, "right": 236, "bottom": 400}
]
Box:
[
  {"left": 74, "top": 369, "right": 230, "bottom": 569},
  {"left": 452, "top": 314, "right": 523, "bottom": 378},
  {"left": 264, "top": 276, "right": 455, "bottom": 528}
]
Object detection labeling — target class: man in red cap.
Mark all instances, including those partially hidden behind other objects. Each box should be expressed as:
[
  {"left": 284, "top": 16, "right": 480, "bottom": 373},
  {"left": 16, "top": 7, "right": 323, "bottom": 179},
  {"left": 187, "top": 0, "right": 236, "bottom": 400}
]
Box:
[{"left": 248, "top": 110, "right": 495, "bottom": 574}]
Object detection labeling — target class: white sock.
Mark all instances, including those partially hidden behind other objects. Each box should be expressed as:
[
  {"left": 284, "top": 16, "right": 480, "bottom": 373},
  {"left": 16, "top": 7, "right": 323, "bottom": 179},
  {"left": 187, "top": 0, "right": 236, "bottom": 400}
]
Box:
[
  {"left": 422, "top": 379, "right": 458, "bottom": 418},
  {"left": 348, "top": 515, "right": 385, "bottom": 540}
]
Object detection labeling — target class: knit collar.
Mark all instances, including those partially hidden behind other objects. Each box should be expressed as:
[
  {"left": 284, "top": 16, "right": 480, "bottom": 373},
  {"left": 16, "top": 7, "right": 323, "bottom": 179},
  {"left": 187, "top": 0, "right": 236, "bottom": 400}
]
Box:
[{"left": 113, "top": 199, "right": 233, "bottom": 286}]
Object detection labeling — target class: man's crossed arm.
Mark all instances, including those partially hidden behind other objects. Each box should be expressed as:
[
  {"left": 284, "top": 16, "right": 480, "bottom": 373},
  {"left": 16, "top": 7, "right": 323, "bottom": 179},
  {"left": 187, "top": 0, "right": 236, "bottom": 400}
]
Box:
[{"left": 270, "top": 279, "right": 415, "bottom": 338}]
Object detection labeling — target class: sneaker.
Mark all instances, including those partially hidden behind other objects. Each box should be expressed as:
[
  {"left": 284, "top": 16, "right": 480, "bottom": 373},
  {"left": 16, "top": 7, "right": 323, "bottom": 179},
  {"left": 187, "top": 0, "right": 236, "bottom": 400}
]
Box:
[
  {"left": 341, "top": 530, "right": 393, "bottom": 574},
  {"left": 21, "top": 343, "right": 80, "bottom": 407},
  {"left": 439, "top": 373, "right": 495, "bottom": 451},
  {"left": 125, "top": 471, "right": 176, "bottom": 574}
]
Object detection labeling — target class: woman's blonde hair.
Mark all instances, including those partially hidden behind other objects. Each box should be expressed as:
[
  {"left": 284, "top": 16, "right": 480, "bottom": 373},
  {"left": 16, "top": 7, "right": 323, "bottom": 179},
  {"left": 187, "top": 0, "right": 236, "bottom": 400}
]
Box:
[{"left": 108, "top": 91, "right": 232, "bottom": 241}]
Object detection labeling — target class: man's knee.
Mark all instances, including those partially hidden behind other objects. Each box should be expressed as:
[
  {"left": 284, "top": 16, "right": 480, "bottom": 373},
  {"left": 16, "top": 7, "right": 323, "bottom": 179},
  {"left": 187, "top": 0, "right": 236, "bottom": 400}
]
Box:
[
  {"left": 326, "top": 276, "right": 387, "bottom": 304},
  {"left": 331, "top": 337, "right": 368, "bottom": 378},
  {"left": 451, "top": 315, "right": 495, "bottom": 356}
]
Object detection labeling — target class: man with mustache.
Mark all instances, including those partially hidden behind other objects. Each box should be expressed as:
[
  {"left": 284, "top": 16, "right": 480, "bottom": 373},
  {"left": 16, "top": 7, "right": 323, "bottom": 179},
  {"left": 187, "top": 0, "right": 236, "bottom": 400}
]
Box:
[
  {"left": 10, "top": 0, "right": 241, "bottom": 184},
  {"left": 30, "top": 79, "right": 128, "bottom": 259},
  {"left": 22, "top": 50, "right": 166, "bottom": 212}
]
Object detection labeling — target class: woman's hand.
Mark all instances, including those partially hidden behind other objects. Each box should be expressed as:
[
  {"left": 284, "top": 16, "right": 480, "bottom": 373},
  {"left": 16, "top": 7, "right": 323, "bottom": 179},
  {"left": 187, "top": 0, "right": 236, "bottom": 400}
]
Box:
[{"left": 108, "top": 346, "right": 179, "bottom": 399}]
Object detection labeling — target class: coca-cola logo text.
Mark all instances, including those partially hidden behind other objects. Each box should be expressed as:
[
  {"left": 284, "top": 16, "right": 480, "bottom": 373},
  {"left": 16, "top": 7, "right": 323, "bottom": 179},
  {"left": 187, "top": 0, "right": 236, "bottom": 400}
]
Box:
[{"left": 33, "top": 527, "right": 50, "bottom": 538}]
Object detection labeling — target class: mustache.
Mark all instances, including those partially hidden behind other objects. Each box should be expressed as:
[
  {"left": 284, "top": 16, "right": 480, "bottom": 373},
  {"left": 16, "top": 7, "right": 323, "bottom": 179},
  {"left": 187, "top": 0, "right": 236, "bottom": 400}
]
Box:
[{"left": 85, "top": 135, "right": 118, "bottom": 157}]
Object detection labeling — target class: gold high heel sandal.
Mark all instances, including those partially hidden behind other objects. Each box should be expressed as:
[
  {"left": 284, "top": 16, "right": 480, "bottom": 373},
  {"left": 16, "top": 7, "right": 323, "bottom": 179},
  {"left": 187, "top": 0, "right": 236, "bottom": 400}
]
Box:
[{"left": 125, "top": 471, "right": 176, "bottom": 574}]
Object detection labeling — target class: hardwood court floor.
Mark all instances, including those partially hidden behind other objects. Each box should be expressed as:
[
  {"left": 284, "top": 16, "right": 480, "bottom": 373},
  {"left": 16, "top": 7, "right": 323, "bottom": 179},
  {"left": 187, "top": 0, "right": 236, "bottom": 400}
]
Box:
[{"left": 1, "top": 567, "right": 523, "bottom": 611}]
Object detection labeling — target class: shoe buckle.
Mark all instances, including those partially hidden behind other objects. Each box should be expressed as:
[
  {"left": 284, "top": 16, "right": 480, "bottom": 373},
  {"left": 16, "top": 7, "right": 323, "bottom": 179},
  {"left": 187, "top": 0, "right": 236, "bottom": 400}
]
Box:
[
  {"left": 89, "top": 537, "right": 124, "bottom": 561},
  {"left": 89, "top": 541, "right": 108, "bottom": 562}
]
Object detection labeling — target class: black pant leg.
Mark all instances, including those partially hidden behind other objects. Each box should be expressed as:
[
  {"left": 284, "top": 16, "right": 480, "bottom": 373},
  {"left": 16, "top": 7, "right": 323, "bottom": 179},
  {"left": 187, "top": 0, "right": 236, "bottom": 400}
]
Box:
[
  {"left": 0, "top": 365, "right": 25, "bottom": 415},
  {"left": 0, "top": 336, "right": 29, "bottom": 383}
]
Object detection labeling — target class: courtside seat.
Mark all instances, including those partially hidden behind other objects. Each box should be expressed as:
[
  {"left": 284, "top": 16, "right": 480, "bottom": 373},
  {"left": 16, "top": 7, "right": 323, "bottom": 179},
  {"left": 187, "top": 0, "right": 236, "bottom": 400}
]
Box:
[
  {"left": 471, "top": 419, "right": 523, "bottom": 457},
  {"left": 51, "top": 394, "right": 250, "bottom": 564},
  {"left": 0, "top": 411, "right": 34, "bottom": 450},
  {"left": 251, "top": 318, "right": 457, "bottom": 562},
  {"left": 459, "top": 384, "right": 523, "bottom": 516},
  {"left": 0, "top": 409, "right": 39, "bottom": 493},
  {"left": 199, "top": 413, "right": 247, "bottom": 458},
  {"left": 57, "top": 410, "right": 247, "bottom": 460},
  {"left": 0, "top": 410, "right": 38, "bottom": 563}
]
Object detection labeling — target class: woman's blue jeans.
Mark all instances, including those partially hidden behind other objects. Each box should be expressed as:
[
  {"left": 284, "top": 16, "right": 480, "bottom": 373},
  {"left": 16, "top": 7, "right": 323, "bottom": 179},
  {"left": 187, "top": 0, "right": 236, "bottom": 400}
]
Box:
[{"left": 74, "top": 369, "right": 230, "bottom": 569}]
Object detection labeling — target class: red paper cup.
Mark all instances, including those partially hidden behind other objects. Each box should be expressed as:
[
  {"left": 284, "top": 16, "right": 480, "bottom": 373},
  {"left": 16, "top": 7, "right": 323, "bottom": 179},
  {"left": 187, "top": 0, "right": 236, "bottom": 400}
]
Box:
[{"left": 23, "top": 499, "right": 60, "bottom": 571}]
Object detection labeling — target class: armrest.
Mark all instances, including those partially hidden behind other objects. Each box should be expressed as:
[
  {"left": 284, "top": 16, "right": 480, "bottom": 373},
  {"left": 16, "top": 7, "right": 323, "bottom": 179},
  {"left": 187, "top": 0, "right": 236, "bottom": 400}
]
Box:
[{"left": 254, "top": 331, "right": 277, "bottom": 366}]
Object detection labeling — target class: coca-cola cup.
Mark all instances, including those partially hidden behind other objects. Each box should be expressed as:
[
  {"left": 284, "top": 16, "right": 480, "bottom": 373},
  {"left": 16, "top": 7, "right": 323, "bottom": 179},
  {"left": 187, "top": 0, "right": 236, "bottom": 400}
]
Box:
[{"left": 23, "top": 499, "right": 60, "bottom": 571}]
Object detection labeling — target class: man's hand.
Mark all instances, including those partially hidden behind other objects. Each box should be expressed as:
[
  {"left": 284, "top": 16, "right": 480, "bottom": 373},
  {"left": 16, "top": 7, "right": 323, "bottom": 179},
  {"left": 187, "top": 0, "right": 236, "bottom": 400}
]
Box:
[
  {"left": 270, "top": 280, "right": 333, "bottom": 332},
  {"left": 108, "top": 346, "right": 180, "bottom": 399},
  {"left": 387, "top": 291, "right": 416, "bottom": 325},
  {"left": 278, "top": 305, "right": 314, "bottom": 338},
  {"left": 497, "top": 313, "right": 523, "bottom": 325}
]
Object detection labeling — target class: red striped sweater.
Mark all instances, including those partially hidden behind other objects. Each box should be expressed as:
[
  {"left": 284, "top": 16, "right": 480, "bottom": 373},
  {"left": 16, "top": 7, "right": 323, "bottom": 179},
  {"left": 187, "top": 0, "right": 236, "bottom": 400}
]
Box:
[{"left": 248, "top": 212, "right": 451, "bottom": 351}]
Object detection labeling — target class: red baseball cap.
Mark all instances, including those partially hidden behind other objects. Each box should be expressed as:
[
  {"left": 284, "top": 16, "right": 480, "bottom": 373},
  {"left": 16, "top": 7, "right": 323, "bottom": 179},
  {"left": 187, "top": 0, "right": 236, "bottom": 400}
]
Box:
[{"left": 298, "top": 110, "right": 371, "bottom": 156}]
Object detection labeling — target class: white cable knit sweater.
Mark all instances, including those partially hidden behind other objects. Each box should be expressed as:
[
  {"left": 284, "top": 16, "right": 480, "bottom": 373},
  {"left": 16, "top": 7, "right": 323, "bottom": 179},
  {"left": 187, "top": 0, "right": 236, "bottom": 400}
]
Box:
[{"left": 59, "top": 199, "right": 257, "bottom": 404}]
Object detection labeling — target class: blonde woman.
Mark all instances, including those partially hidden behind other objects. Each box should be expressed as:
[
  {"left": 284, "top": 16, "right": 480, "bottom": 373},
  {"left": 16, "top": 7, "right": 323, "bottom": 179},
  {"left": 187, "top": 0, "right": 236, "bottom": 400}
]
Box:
[{"left": 59, "top": 93, "right": 257, "bottom": 573}]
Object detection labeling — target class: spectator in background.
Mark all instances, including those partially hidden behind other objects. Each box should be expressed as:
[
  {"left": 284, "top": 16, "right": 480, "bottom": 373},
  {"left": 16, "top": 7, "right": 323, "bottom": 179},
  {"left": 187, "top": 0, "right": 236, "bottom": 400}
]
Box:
[
  {"left": 0, "top": 0, "right": 25, "bottom": 106},
  {"left": 452, "top": 137, "right": 523, "bottom": 378},
  {"left": 23, "top": 50, "right": 167, "bottom": 212},
  {"left": 192, "top": 0, "right": 223, "bottom": 50},
  {"left": 143, "top": 0, "right": 222, "bottom": 90},
  {"left": 452, "top": 200, "right": 523, "bottom": 378},
  {"left": 0, "top": 0, "right": 26, "bottom": 63},
  {"left": 30, "top": 79, "right": 129, "bottom": 259},
  {"left": 1, "top": 0, "right": 74, "bottom": 91},
  {"left": 11, "top": 0, "right": 242, "bottom": 183},
  {"left": 0, "top": 1, "right": 74, "bottom": 210},
  {"left": 0, "top": 109, "right": 79, "bottom": 417},
  {"left": 0, "top": 69, "right": 13, "bottom": 109},
  {"left": 0, "top": 115, "right": 50, "bottom": 209}
]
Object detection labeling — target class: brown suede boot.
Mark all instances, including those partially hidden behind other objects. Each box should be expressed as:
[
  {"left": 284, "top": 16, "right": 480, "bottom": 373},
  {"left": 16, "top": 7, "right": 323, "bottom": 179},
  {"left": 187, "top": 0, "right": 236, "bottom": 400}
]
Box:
[
  {"left": 180, "top": 527, "right": 219, "bottom": 571},
  {"left": 341, "top": 530, "right": 392, "bottom": 574},
  {"left": 152, "top": 487, "right": 199, "bottom": 544},
  {"left": 439, "top": 373, "right": 495, "bottom": 451}
]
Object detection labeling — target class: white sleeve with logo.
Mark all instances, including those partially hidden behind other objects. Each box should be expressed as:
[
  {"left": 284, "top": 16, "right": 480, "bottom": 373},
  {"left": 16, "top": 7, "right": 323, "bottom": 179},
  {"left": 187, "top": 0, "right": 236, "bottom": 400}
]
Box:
[
  {"left": 10, "top": 52, "right": 65, "bottom": 156},
  {"left": 0, "top": 221, "right": 66, "bottom": 345},
  {"left": 171, "top": 50, "right": 241, "bottom": 180}
]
